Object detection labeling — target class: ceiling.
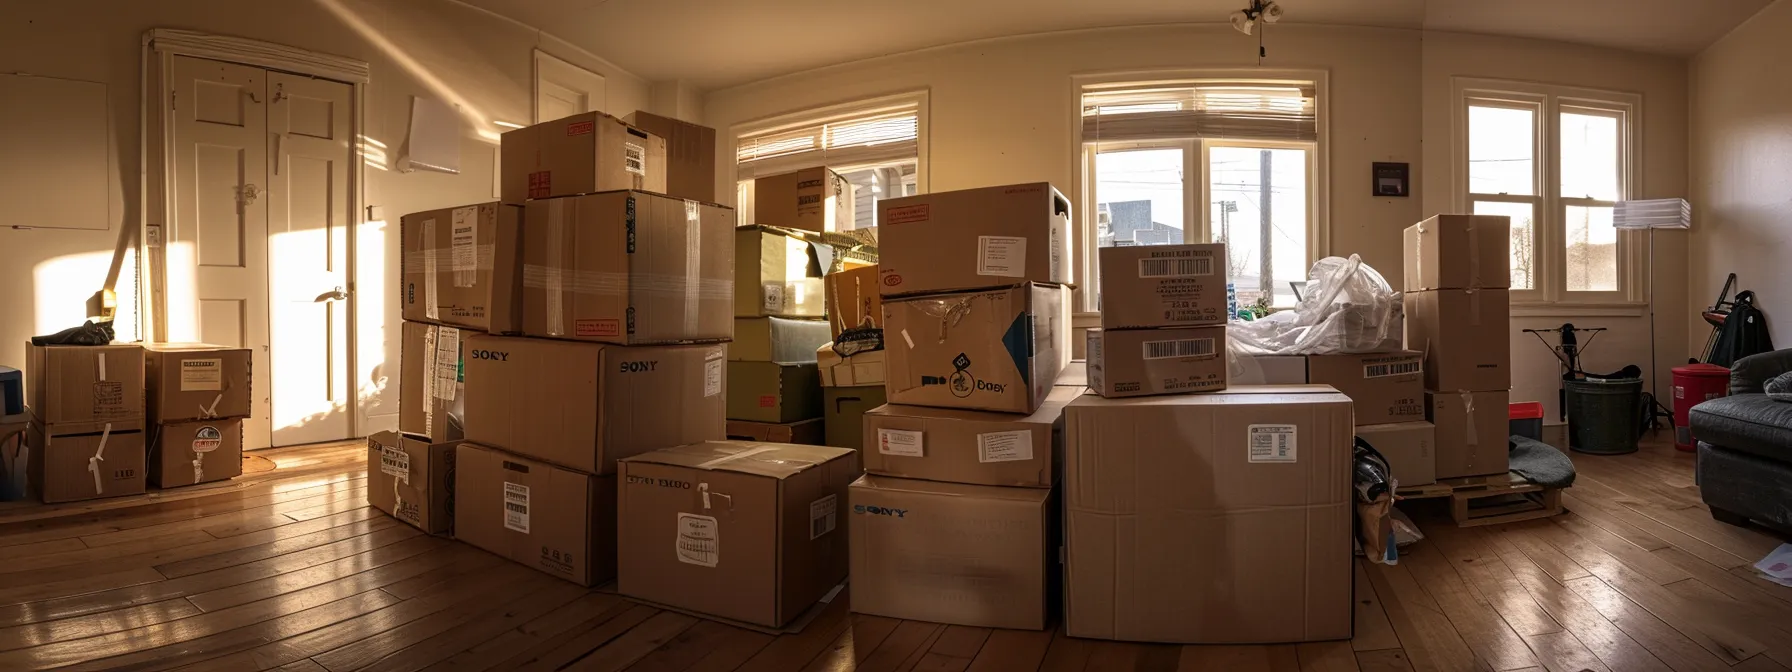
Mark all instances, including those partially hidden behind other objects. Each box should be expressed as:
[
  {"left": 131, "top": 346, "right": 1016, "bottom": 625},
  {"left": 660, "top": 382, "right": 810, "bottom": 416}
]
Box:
[{"left": 459, "top": 0, "right": 1772, "bottom": 89}]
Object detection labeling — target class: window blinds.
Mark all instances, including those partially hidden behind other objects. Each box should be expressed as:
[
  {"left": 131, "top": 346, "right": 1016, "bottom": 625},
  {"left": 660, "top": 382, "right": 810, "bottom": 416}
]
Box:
[
  {"left": 1081, "top": 82, "right": 1318, "bottom": 143},
  {"left": 736, "top": 105, "right": 920, "bottom": 178}
]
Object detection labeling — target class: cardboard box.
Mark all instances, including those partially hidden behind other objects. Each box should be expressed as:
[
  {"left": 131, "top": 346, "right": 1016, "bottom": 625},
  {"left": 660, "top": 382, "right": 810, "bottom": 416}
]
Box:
[
  {"left": 1428, "top": 390, "right": 1511, "bottom": 479},
  {"left": 365, "top": 431, "right": 456, "bottom": 533},
  {"left": 754, "top": 167, "right": 853, "bottom": 233},
  {"left": 826, "top": 265, "right": 882, "bottom": 337},
  {"left": 848, "top": 474, "right": 1053, "bottom": 630},
  {"left": 1086, "top": 327, "right": 1227, "bottom": 398},
  {"left": 521, "top": 191, "right": 733, "bottom": 344},
  {"left": 1403, "top": 214, "right": 1512, "bottom": 291},
  {"left": 1236, "top": 355, "right": 1308, "bottom": 385},
  {"left": 877, "top": 183, "right": 1071, "bottom": 297},
  {"left": 455, "top": 443, "right": 617, "bottom": 586},
  {"left": 1063, "top": 388, "right": 1354, "bottom": 643},
  {"left": 818, "top": 346, "right": 884, "bottom": 388},
  {"left": 885, "top": 284, "right": 1069, "bottom": 414},
  {"left": 1097, "top": 244, "right": 1228, "bottom": 329},
  {"left": 500, "top": 111, "right": 667, "bottom": 203},
  {"left": 143, "top": 343, "right": 252, "bottom": 423},
  {"left": 861, "top": 385, "right": 1074, "bottom": 488},
  {"left": 726, "top": 418, "right": 825, "bottom": 445},
  {"left": 26, "top": 344, "right": 144, "bottom": 430},
  {"left": 727, "top": 362, "right": 821, "bottom": 424},
  {"left": 617, "top": 441, "right": 858, "bottom": 627},
  {"left": 1356, "top": 421, "right": 1436, "bottom": 487},
  {"left": 400, "top": 202, "right": 522, "bottom": 332},
  {"left": 824, "top": 385, "right": 885, "bottom": 451},
  {"left": 463, "top": 334, "right": 726, "bottom": 475},
  {"left": 736, "top": 227, "right": 827, "bottom": 318},
  {"left": 623, "top": 111, "right": 716, "bottom": 203},
  {"left": 1306, "top": 351, "right": 1425, "bottom": 425},
  {"left": 149, "top": 418, "right": 243, "bottom": 488},
  {"left": 400, "top": 322, "right": 465, "bottom": 443},
  {"left": 732, "top": 318, "right": 831, "bottom": 363},
  {"left": 1056, "top": 360, "right": 1086, "bottom": 388},
  {"left": 1404, "top": 290, "right": 1511, "bottom": 392},
  {"left": 29, "top": 425, "right": 146, "bottom": 503}
]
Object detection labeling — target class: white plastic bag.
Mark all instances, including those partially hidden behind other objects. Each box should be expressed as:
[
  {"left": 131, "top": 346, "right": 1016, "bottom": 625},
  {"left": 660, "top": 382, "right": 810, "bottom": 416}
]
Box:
[{"left": 1227, "top": 254, "right": 1401, "bottom": 357}]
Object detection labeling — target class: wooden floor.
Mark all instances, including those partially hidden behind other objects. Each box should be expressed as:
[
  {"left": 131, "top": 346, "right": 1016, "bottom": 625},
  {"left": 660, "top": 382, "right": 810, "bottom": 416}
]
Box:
[{"left": 1, "top": 432, "right": 1789, "bottom": 671}]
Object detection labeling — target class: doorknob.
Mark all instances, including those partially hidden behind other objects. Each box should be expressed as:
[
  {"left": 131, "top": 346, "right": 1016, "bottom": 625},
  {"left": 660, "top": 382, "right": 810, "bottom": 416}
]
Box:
[{"left": 313, "top": 286, "right": 347, "bottom": 303}]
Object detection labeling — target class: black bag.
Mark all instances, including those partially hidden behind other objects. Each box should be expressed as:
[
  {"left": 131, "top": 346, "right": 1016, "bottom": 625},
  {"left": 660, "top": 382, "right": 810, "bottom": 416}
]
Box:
[{"left": 1711, "top": 290, "right": 1774, "bottom": 367}]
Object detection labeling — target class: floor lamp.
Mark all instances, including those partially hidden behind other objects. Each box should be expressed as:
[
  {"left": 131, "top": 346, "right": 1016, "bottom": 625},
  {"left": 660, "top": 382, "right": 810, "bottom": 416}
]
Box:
[{"left": 1613, "top": 198, "right": 1691, "bottom": 426}]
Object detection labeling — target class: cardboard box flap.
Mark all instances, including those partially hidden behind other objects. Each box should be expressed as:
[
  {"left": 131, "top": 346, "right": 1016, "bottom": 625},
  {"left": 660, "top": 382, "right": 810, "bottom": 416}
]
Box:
[
  {"left": 852, "top": 473, "right": 1050, "bottom": 503},
  {"left": 622, "top": 441, "right": 853, "bottom": 480}
]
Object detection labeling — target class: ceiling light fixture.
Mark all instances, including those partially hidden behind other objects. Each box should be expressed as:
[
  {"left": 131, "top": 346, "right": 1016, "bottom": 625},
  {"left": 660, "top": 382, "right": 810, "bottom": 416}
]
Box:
[{"left": 1230, "top": 0, "right": 1283, "bottom": 64}]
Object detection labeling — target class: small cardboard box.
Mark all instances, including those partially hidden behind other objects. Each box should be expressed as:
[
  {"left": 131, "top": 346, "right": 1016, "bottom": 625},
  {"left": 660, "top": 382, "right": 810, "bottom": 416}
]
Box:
[
  {"left": 754, "top": 167, "right": 854, "bottom": 233},
  {"left": 1306, "top": 351, "right": 1426, "bottom": 425},
  {"left": 732, "top": 318, "right": 831, "bottom": 363},
  {"left": 1097, "top": 244, "right": 1228, "bottom": 329},
  {"left": 500, "top": 111, "right": 666, "bottom": 203},
  {"left": 885, "top": 284, "right": 1069, "bottom": 414},
  {"left": 861, "top": 385, "right": 1075, "bottom": 488},
  {"left": 817, "top": 347, "right": 885, "bottom": 388},
  {"left": 399, "top": 322, "right": 465, "bottom": 443},
  {"left": 1056, "top": 360, "right": 1087, "bottom": 388},
  {"left": 29, "top": 425, "right": 146, "bottom": 503},
  {"left": 726, "top": 418, "right": 825, "bottom": 445},
  {"left": 149, "top": 418, "right": 243, "bottom": 488},
  {"left": 521, "top": 191, "right": 734, "bottom": 345},
  {"left": 824, "top": 385, "right": 885, "bottom": 451},
  {"left": 877, "top": 183, "right": 1071, "bottom": 297},
  {"left": 1428, "top": 390, "right": 1511, "bottom": 479},
  {"left": 1403, "top": 214, "right": 1512, "bottom": 291},
  {"left": 849, "top": 474, "right": 1053, "bottom": 630},
  {"left": 143, "top": 343, "right": 252, "bottom": 423},
  {"left": 1404, "top": 290, "right": 1511, "bottom": 392},
  {"left": 1236, "top": 355, "right": 1309, "bottom": 386},
  {"left": 463, "top": 334, "right": 726, "bottom": 475},
  {"left": 736, "top": 227, "right": 827, "bottom": 319},
  {"left": 26, "top": 344, "right": 144, "bottom": 430},
  {"left": 1356, "top": 421, "right": 1436, "bottom": 487},
  {"left": 400, "top": 202, "right": 522, "bottom": 333},
  {"left": 727, "top": 362, "right": 821, "bottom": 424},
  {"left": 617, "top": 441, "right": 858, "bottom": 627},
  {"left": 1086, "top": 326, "right": 1227, "bottom": 398},
  {"left": 1063, "top": 387, "right": 1354, "bottom": 643},
  {"left": 623, "top": 111, "right": 716, "bottom": 203},
  {"left": 366, "top": 431, "right": 456, "bottom": 534},
  {"left": 825, "top": 265, "right": 882, "bottom": 337},
  {"left": 455, "top": 443, "right": 617, "bottom": 586}
]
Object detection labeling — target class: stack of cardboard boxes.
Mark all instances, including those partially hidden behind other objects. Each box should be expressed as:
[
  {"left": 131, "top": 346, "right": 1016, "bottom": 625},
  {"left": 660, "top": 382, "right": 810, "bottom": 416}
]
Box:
[
  {"left": 1086, "top": 243, "right": 1230, "bottom": 397},
  {"left": 144, "top": 344, "right": 252, "bottom": 488},
  {"left": 1403, "top": 214, "right": 1513, "bottom": 480},
  {"left": 26, "top": 344, "right": 147, "bottom": 502},
  {"left": 816, "top": 263, "right": 884, "bottom": 450}
]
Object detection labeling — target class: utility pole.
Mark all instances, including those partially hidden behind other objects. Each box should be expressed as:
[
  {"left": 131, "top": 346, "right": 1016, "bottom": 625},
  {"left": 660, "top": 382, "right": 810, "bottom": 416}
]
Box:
[{"left": 1259, "top": 150, "right": 1274, "bottom": 304}]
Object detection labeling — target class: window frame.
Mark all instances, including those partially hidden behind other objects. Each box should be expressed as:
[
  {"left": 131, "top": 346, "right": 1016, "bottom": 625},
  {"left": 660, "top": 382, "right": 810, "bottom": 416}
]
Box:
[{"left": 727, "top": 90, "right": 930, "bottom": 227}]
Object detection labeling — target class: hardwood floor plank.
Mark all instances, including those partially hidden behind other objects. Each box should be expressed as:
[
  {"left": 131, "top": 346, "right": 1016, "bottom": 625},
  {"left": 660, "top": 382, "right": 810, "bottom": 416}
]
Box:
[
  {"left": 1360, "top": 557, "right": 1480, "bottom": 672},
  {"left": 0, "top": 529, "right": 217, "bottom": 574},
  {"left": 1396, "top": 542, "right": 1539, "bottom": 670},
  {"left": 1551, "top": 514, "right": 1692, "bottom": 585},
  {"left": 1662, "top": 578, "right": 1792, "bottom": 669},
  {"left": 906, "top": 626, "right": 992, "bottom": 672},
  {"left": 0, "top": 566, "right": 166, "bottom": 607},
  {"left": 141, "top": 509, "right": 391, "bottom": 579},
  {"left": 76, "top": 480, "right": 370, "bottom": 547},
  {"left": 0, "top": 536, "right": 87, "bottom": 559},
  {"left": 1296, "top": 641, "right": 1361, "bottom": 672},
  {"left": 1127, "top": 644, "right": 1183, "bottom": 672},
  {"left": 1496, "top": 523, "right": 1593, "bottom": 585},
  {"left": 0, "top": 465, "right": 364, "bottom": 535},
  {"left": 1520, "top": 630, "right": 1612, "bottom": 672},
  {"left": 963, "top": 628, "right": 1054, "bottom": 672},
  {"left": 1037, "top": 628, "right": 1095, "bottom": 672},
  {"left": 1419, "top": 524, "right": 1562, "bottom": 638},
  {"left": 332, "top": 579, "right": 590, "bottom": 672},
  {"left": 1556, "top": 492, "right": 1670, "bottom": 552},
  {"left": 731, "top": 591, "right": 854, "bottom": 672},
  {"left": 802, "top": 614, "right": 901, "bottom": 672},
  {"left": 856, "top": 620, "right": 946, "bottom": 672},
  {"left": 1352, "top": 561, "right": 1403, "bottom": 651},
  {"left": 1653, "top": 546, "right": 1792, "bottom": 616},
  {"left": 1177, "top": 644, "right": 1302, "bottom": 671},
  {"left": 1079, "top": 640, "right": 1143, "bottom": 672},
  {"left": 622, "top": 620, "right": 774, "bottom": 672},
  {"left": 560, "top": 610, "right": 702, "bottom": 672},
  {"left": 1555, "top": 571, "right": 1735, "bottom": 672},
  {"left": 1486, "top": 531, "right": 1673, "bottom": 672},
  {"left": 182, "top": 531, "right": 440, "bottom": 612},
  {"left": 1561, "top": 490, "right": 1750, "bottom": 570},
  {"left": 0, "top": 598, "right": 201, "bottom": 651},
  {"left": 502, "top": 604, "right": 660, "bottom": 672},
  {"left": 422, "top": 593, "right": 632, "bottom": 672},
  {"left": 1353, "top": 649, "right": 1415, "bottom": 672}
]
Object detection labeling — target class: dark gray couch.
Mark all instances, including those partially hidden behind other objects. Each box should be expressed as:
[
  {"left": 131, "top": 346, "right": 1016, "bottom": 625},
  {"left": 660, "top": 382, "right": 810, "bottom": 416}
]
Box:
[{"left": 1691, "top": 349, "right": 1792, "bottom": 531}]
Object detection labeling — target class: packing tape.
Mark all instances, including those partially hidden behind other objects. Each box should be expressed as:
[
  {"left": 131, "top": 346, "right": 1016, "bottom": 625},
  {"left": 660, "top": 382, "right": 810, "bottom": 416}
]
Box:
[
  {"left": 422, "top": 218, "right": 440, "bottom": 321},
  {"left": 420, "top": 327, "right": 437, "bottom": 433},
  {"left": 698, "top": 482, "right": 733, "bottom": 511},
  {"left": 452, "top": 206, "right": 480, "bottom": 288},
  {"left": 1466, "top": 218, "right": 1481, "bottom": 289},
  {"left": 403, "top": 245, "right": 498, "bottom": 275},
  {"left": 1468, "top": 289, "right": 1482, "bottom": 326},
  {"left": 193, "top": 450, "right": 205, "bottom": 484},
  {"left": 684, "top": 200, "right": 702, "bottom": 336},
  {"left": 1462, "top": 392, "right": 1478, "bottom": 448},
  {"left": 545, "top": 200, "right": 567, "bottom": 336},
  {"left": 521, "top": 266, "right": 732, "bottom": 300},
  {"left": 96, "top": 352, "right": 107, "bottom": 382},
  {"left": 916, "top": 296, "right": 975, "bottom": 343},
  {"left": 199, "top": 393, "right": 222, "bottom": 419},
  {"left": 1413, "top": 222, "right": 1426, "bottom": 289},
  {"left": 695, "top": 445, "right": 785, "bottom": 469},
  {"left": 89, "top": 422, "right": 111, "bottom": 494}
]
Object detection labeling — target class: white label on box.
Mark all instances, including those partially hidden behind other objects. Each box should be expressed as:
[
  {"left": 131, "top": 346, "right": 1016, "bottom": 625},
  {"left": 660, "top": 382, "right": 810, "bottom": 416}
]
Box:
[
  {"left": 179, "top": 359, "right": 224, "bottom": 391},
  {"left": 977, "top": 430, "right": 1034, "bottom": 463},
  {"left": 1050, "top": 216, "right": 1062, "bottom": 280},
  {"left": 1248, "top": 424, "right": 1299, "bottom": 463},
  {"left": 877, "top": 429, "right": 925, "bottom": 457},
  {"left": 1364, "top": 360, "right": 1422, "bottom": 378},
  {"left": 451, "top": 206, "right": 478, "bottom": 288},
  {"left": 380, "top": 445, "right": 410, "bottom": 483},
  {"left": 762, "top": 283, "right": 785, "bottom": 312},
  {"left": 503, "top": 482, "right": 530, "bottom": 533},
  {"left": 809, "top": 494, "right": 838, "bottom": 539},
  {"left": 977, "top": 236, "right": 1027, "bottom": 278},
  {"left": 704, "top": 358, "right": 723, "bottom": 397},
  {"left": 1138, "top": 256, "right": 1213, "bottom": 278},
  {"left": 433, "top": 327, "right": 460, "bottom": 401},
  {"left": 1142, "top": 338, "right": 1215, "bottom": 360},
  {"left": 624, "top": 142, "right": 646, "bottom": 176},
  {"left": 676, "top": 513, "right": 719, "bottom": 567},
  {"left": 421, "top": 218, "right": 439, "bottom": 319}
]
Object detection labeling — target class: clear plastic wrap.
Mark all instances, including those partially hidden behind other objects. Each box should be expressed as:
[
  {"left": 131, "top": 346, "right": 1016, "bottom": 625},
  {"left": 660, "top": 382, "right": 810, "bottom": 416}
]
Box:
[{"left": 1227, "top": 254, "right": 1402, "bottom": 357}]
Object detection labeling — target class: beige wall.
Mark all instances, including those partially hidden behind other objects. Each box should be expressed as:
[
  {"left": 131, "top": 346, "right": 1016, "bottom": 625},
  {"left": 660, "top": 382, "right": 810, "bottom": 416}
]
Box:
[{"left": 0, "top": 0, "right": 648, "bottom": 432}]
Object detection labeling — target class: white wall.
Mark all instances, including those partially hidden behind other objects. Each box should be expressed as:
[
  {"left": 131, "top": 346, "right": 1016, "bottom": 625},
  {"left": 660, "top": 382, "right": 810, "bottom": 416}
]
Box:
[{"left": 0, "top": 0, "right": 649, "bottom": 433}]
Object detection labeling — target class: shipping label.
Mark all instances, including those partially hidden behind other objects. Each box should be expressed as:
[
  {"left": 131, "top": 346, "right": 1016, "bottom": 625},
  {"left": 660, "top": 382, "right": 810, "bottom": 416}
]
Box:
[
  {"left": 1247, "top": 424, "right": 1299, "bottom": 463},
  {"left": 977, "top": 430, "right": 1034, "bottom": 463},
  {"left": 877, "top": 428, "right": 925, "bottom": 457},
  {"left": 503, "top": 482, "right": 531, "bottom": 533},
  {"left": 676, "top": 513, "right": 720, "bottom": 567},
  {"left": 179, "top": 359, "right": 224, "bottom": 391}
]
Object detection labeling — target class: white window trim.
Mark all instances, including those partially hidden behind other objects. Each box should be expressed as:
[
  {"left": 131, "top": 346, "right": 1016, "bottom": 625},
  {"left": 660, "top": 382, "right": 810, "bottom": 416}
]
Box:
[{"left": 727, "top": 89, "right": 930, "bottom": 201}]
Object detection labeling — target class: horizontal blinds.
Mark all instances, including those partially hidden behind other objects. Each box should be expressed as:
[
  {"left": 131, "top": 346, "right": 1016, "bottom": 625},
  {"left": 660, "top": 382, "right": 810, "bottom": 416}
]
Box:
[
  {"left": 1082, "top": 82, "right": 1317, "bottom": 143},
  {"left": 737, "top": 106, "right": 919, "bottom": 178}
]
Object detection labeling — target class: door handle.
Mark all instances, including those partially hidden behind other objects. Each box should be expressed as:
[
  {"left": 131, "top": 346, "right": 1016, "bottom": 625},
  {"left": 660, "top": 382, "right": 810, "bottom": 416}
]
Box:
[{"left": 313, "top": 286, "right": 347, "bottom": 303}]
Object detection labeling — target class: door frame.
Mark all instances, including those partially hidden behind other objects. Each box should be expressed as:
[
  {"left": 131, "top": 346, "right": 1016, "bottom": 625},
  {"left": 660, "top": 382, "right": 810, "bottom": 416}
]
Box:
[{"left": 141, "top": 29, "right": 371, "bottom": 443}]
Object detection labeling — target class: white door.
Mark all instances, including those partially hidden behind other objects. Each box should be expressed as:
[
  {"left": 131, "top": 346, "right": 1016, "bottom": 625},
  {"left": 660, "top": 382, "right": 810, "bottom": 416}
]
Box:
[{"left": 534, "top": 50, "right": 604, "bottom": 122}]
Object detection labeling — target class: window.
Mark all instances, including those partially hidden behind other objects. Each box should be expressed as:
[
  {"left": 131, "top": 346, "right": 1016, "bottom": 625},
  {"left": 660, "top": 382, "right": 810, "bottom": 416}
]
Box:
[
  {"left": 733, "top": 92, "right": 926, "bottom": 230},
  {"left": 1457, "top": 79, "right": 1637, "bottom": 304}
]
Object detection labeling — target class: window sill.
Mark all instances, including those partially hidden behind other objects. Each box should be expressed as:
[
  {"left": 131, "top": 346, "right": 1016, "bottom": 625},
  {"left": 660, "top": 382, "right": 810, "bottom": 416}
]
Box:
[{"left": 1510, "top": 302, "right": 1646, "bottom": 318}]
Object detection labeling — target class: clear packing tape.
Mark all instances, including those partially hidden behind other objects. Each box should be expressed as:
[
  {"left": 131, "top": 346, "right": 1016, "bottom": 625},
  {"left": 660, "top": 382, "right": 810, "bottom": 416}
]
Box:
[
  {"left": 1226, "top": 255, "right": 1402, "bottom": 360},
  {"left": 522, "top": 266, "right": 733, "bottom": 337}
]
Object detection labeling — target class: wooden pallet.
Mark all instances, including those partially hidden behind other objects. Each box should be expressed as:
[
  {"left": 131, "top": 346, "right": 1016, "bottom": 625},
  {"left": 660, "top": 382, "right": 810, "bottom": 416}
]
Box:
[{"left": 1396, "top": 473, "right": 1565, "bottom": 527}]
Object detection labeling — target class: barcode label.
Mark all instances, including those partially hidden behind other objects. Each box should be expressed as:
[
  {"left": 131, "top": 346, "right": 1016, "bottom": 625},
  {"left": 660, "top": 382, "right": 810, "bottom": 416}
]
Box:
[
  {"left": 1143, "top": 338, "right": 1215, "bottom": 360},
  {"left": 1364, "top": 361, "right": 1422, "bottom": 378},
  {"left": 379, "top": 446, "right": 410, "bottom": 482},
  {"left": 1139, "top": 257, "right": 1213, "bottom": 278},
  {"left": 503, "top": 483, "right": 530, "bottom": 533},
  {"left": 677, "top": 513, "right": 719, "bottom": 567},
  {"left": 623, "top": 142, "right": 646, "bottom": 176},
  {"left": 809, "top": 495, "right": 838, "bottom": 539}
]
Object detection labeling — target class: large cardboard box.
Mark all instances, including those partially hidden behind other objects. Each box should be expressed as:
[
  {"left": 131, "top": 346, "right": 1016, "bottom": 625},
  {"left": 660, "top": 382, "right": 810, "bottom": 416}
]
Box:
[
  {"left": 400, "top": 322, "right": 465, "bottom": 443},
  {"left": 400, "top": 202, "right": 522, "bottom": 333},
  {"left": 877, "top": 183, "right": 1071, "bottom": 297},
  {"left": 1086, "top": 326, "right": 1227, "bottom": 398},
  {"left": 521, "top": 191, "right": 733, "bottom": 344},
  {"left": 1404, "top": 290, "right": 1511, "bottom": 392},
  {"left": 149, "top": 418, "right": 243, "bottom": 488},
  {"left": 727, "top": 362, "right": 821, "bottom": 424},
  {"left": 1403, "top": 214, "right": 1512, "bottom": 292},
  {"left": 143, "top": 343, "right": 252, "bottom": 423},
  {"left": 736, "top": 227, "right": 827, "bottom": 319},
  {"left": 617, "top": 441, "right": 858, "bottom": 627},
  {"left": 29, "top": 425, "right": 146, "bottom": 503},
  {"left": 1306, "top": 351, "right": 1425, "bottom": 426},
  {"left": 818, "top": 347, "right": 884, "bottom": 388},
  {"left": 1428, "top": 390, "right": 1511, "bottom": 479},
  {"left": 726, "top": 418, "right": 825, "bottom": 445},
  {"left": 732, "top": 317, "right": 830, "bottom": 363},
  {"left": 1236, "top": 355, "right": 1308, "bottom": 386},
  {"left": 1356, "top": 421, "right": 1436, "bottom": 487},
  {"left": 1097, "top": 244, "right": 1228, "bottom": 329},
  {"left": 861, "top": 385, "right": 1075, "bottom": 488},
  {"left": 366, "top": 431, "right": 456, "bottom": 533},
  {"left": 455, "top": 443, "right": 617, "bottom": 586},
  {"left": 463, "top": 334, "right": 726, "bottom": 475},
  {"left": 623, "top": 111, "right": 716, "bottom": 203},
  {"left": 27, "top": 344, "right": 144, "bottom": 431},
  {"left": 1063, "top": 388, "right": 1354, "bottom": 643},
  {"left": 885, "top": 284, "right": 1069, "bottom": 414},
  {"left": 500, "top": 111, "right": 666, "bottom": 203},
  {"left": 823, "top": 385, "right": 885, "bottom": 451},
  {"left": 825, "top": 265, "right": 882, "bottom": 337},
  {"left": 753, "top": 167, "right": 853, "bottom": 233},
  {"left": 849, "top": 474, "right": 1053, "bottom": 630}
]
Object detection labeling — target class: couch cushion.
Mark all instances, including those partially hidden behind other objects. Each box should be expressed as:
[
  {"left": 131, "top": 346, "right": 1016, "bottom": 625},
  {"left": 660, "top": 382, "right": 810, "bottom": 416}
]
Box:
[{"left": 1690, "top": 394, "right": 1792, "bottom": 463}]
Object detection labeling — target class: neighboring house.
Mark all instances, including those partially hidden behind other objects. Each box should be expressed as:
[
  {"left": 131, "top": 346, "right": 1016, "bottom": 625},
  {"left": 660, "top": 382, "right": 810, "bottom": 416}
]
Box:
[{"left": 1097, "top": 200, "right": 1183, "bottom": 247}]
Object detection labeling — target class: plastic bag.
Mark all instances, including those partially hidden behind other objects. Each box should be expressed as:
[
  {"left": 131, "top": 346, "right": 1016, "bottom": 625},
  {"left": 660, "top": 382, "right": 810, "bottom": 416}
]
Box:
[{"left": 1227, "top": 255, "right": 1401, "bottom": 357}]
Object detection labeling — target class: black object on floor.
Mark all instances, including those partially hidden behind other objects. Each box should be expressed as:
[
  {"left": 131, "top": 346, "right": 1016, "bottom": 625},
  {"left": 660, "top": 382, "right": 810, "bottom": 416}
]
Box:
[{"left": 30, "top": 319, "right": 116, "bottom": 346}]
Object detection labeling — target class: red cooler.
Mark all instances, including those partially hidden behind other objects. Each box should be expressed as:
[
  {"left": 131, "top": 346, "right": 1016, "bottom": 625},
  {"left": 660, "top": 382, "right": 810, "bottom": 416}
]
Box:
[{"left": 1672, "top": 364, "right": 1730, "bottom": 451}]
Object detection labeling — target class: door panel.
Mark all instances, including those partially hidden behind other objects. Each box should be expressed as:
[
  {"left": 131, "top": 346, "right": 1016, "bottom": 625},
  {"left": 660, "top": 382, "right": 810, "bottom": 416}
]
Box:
[{"left": 533, "top": 50, "right": 604, "bottom": 122}]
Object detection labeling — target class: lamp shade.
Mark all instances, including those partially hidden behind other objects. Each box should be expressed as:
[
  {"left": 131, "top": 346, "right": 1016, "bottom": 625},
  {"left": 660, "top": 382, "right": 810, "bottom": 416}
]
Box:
[{"left": 1613, "top": 198, "right": 1690, "bottom": 230}]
